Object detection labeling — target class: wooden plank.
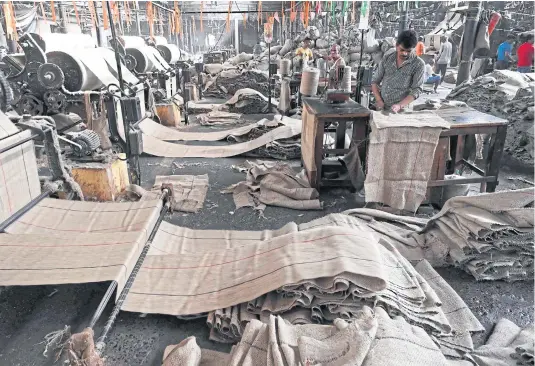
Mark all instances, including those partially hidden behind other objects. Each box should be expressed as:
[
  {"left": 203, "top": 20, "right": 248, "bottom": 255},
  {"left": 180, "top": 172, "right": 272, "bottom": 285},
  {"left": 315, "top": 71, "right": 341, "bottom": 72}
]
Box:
[
  {"left": 435, "top": 107, "right": 508, "bottom": 127},
  {"left": 440, "top": 126, "right": 498, "bottom": 137},
  {"left": 302, "top": 97, "right": 370, "bottom": 118}
]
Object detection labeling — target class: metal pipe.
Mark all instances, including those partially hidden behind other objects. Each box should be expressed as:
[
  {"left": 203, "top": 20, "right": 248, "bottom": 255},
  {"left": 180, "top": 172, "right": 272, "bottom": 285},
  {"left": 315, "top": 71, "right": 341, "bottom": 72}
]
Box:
[
  {"left": 0, "top": 133, "right": 39, "bottom": 154},
  {"left": 399, "top": 1, "right": 409, "bottom": 32},
  {"left": 95, "top": 189, "right": 171, "bottom": 354},
  {"left": 457, "top": 2, "right": 482, "bottom": 86},
  {"left": 107, "top": 2, "right": 125, "bottom": 94},
  {"left": 0, "top": 190, "right": 51, "bottom": 232},
  {"left": 135, "top": 9, "right": 142, "bottom": 36}
]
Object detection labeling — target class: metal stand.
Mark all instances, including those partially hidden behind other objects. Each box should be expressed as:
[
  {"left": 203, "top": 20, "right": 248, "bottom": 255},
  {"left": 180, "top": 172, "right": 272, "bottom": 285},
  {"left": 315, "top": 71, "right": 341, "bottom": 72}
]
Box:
[
  {"left": 93, "top": 188, "right": 172, "bottom": 354},
  {"left": 354, "top": 32, "right": 365, "bottom": 103},
  {"left": 0, "top": 190, "right": 51, "bottom": 232}
]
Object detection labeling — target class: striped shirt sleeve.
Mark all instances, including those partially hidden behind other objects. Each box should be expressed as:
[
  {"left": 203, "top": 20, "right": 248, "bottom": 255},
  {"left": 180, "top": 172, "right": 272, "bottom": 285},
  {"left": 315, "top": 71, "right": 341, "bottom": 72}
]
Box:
[
  {"left": 372, "top": 55, "right": 386, "bottom": 85},
  {"left": 409, "top": 60, "right": 425, "bottom": 100}
]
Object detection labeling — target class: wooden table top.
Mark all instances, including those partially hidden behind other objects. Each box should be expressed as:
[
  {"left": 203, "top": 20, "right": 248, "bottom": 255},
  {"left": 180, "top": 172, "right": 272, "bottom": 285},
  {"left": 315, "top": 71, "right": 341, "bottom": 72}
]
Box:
[
  {"left": 434, "top": 107, "right": 509, "bottom": 128},
  {"left": 303, "top": 97, "right": 371, "bottom": 118}
]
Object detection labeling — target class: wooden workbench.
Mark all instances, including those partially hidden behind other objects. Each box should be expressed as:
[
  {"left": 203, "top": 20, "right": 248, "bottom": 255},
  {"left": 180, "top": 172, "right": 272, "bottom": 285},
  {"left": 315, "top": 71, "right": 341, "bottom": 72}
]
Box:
[
  {"left": 429, "top": 106, "right": 509, "bottom": 195},
  {"left": 301, "top": 97, "right": 371, "bottom": 189}
]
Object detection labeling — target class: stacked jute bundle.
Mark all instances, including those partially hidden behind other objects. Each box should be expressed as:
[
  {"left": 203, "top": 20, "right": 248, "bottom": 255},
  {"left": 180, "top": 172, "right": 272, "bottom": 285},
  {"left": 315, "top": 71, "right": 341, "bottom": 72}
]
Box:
[
  {"left": 418, "top": 188, "right": 535, "bottom": 281},
  {"left": 447, "top": 70, "right": 535, "bottom": 166},
  {"left": 197, "top": 211, "right": 482, "bottom": 357},
  {"left": 163, "top": 306, "right": 455, "bottom": 366},
  {"left": 222, "top": 160, "right": 322, "bottom": 213},
  {"left": 221, "top": 88, "right": 272, "bottom": 114}
]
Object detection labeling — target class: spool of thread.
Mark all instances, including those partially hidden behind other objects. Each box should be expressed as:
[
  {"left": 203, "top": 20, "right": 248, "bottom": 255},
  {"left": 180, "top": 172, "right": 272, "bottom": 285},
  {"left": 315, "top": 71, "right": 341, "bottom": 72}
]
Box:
[
  {"left": 279, "top": 59, "right": 291, "bottom": 76},
  {"left": 300, "top": 67, "right": 320, "bottom": 96},
  {"left": 341, "top": 66, "right": 352, "bottom": 92}
]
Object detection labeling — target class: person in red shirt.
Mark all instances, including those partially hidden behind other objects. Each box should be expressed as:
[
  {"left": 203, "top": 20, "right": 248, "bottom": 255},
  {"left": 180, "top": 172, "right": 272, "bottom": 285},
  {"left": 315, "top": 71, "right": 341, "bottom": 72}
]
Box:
[
  {"left": 517, "top": 33, "right": 534, "bottom": 73},
  {"left": 415, "top": 36, "right": 425, "bottom": 57}
]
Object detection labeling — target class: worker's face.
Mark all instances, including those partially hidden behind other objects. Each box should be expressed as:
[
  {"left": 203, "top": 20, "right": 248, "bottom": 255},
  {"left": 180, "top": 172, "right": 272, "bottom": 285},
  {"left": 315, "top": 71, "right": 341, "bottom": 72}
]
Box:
[
  {"left": 303, "top": 40, "right": 311, "bottom": 48},
  {"left": 396, "top": 44, "right": 413, "bottom": 60}
]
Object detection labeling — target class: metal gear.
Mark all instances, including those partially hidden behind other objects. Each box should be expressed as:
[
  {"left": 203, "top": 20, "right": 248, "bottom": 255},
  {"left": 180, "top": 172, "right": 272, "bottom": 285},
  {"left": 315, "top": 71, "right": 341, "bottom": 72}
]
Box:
[
  {"left": 38, "top": 63, "right": 65, "bottom": 90},
  {"left": 124, "top": 54, "right": 137, "bottom": 72},
  {"left": 18, "top": 94, "right": 44, "bottom": 115},
  {"left": 66, "top": 130, "right": 101, "bottom": 157},
  {"left": 43, "top": 90, "right": 66, "bottom": 113}
]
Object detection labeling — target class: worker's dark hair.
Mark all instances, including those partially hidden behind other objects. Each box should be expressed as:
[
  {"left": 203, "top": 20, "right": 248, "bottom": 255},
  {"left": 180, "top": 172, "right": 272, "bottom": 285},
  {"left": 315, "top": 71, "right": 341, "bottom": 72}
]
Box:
[
  {"left": 396, "top": 30, "right": 418, "bottom": 49},
  {"left": 507, "top": 34, "right": 516, "bottom": 40},
  {"left": 418, "top": 36, "right": 423, "bottom": 41},
  {"left": 303, "top": 37, "right": 312, "bottom": 42},
  {"left": 526, "top": 33, "right": 534, "bottom": 41}
]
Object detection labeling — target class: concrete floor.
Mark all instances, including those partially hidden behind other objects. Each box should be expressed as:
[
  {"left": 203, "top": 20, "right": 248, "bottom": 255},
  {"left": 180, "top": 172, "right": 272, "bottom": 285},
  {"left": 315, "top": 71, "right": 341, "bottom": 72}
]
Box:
[{"left": 0, "top": 92, "right": 533, "bottom": 365}]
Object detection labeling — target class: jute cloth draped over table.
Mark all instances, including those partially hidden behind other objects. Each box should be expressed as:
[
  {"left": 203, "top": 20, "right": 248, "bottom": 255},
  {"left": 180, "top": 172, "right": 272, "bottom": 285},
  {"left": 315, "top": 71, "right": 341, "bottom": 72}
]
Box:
[
  {"left": 417, "top": 188, "right": 535, "bottom": 281},
  {"left": 0, "top": 198, "right": 162, "bottom": 299},
  {"left": 364, "top": 111, "right": 451, "bottom": 212}
]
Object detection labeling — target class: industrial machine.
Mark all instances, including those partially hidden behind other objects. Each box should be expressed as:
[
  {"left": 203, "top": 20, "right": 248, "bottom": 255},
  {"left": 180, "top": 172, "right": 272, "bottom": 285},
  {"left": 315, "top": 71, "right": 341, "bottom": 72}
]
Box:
[
  {"left": 203, "top": 51, "right": 225, "bottom": 64},
  {"left": 325, "top": 66, "right": 351, "bottom": 104}
]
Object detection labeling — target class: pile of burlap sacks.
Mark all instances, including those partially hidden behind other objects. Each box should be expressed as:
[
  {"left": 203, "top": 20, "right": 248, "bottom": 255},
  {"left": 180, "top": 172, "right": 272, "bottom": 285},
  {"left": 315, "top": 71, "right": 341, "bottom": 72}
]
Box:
[
  {"left": 160, "top": 188, "right": 533, "bottom": 366},
  {"left": 416, "top": 188, "right": 534, "bottom": 282},
  {"left": 447, "top": 70, "right": 535, "bottom": 166},
  {"left": 163, "top": 312, "right": 533, "bottom": 366},
  {"left": 199, "top": 14, "right": 393, "bottom": 99}
]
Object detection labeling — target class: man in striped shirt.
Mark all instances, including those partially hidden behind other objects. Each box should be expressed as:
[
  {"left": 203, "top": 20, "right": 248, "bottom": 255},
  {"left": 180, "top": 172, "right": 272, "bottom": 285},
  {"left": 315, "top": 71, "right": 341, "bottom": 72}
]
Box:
[{"left": 371, "top": 30, "right": 425, "bottom": 113}]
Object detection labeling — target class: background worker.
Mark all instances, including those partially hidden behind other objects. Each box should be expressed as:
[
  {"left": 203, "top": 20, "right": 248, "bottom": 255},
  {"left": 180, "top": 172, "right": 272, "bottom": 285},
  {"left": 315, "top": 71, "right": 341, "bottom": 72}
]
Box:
[
  {"left": 295, "top": 37, "right": 314, "bottom": 70},
  {"left": 415, "top": 36, "right": 425, "bottom": 57},
  {"left": 517, "top": 33, "right": 534, "bottom": 73},
  {"left": 324, "top": 44, "right": 346, "bottom": 88},
  {"left": 436, "top": 35, "right": 452, "bottom": 83},
  {"left": 496, "top": 34, "right": 515, "bottom": 70},
  {"left": 424, "top": 59, "right": 441, "bottom": 92},
  {"left": 371, "top": 30, "right": 425, "bottom": 113}
]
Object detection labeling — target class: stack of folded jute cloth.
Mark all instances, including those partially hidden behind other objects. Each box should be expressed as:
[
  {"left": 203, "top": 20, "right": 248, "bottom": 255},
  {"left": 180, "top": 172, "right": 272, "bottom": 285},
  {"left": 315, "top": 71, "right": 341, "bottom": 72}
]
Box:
[
  {"left": 163, "top": 306, "right": 458, "bottom": 366},
  {"left": 221, "top": 88, "right": 272, "bottom": 114},
  {"left": 417, "top": 188, "right": 535, "bottom": 281},
  {"left": 190, "top": 212, "right": 483, "bottom": 358},
  {"left": 223, "top": 161, "right": 322, "bottom": 212}
]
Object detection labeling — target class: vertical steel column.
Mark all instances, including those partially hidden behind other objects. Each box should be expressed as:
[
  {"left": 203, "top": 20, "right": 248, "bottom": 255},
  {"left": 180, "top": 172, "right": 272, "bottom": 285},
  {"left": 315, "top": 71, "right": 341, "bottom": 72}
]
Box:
[{"left": 457, "top": 2, "right": 482, "bottom": 86}]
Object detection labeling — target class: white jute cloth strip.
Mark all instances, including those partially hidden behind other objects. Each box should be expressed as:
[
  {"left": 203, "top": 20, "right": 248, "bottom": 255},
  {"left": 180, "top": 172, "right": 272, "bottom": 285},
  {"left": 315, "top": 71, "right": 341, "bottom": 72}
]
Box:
[
  {"left": 0, "top": 113, "right": 41, "bottom": 222},
  {"left": 138, "top": 118, "right": 277, "bottom": 142},
  {"left": 0, "top": 199, "right": 162, "bottom": 299},
  {"left": 122, "top": 224, "right": 389, "bottom": 315}
]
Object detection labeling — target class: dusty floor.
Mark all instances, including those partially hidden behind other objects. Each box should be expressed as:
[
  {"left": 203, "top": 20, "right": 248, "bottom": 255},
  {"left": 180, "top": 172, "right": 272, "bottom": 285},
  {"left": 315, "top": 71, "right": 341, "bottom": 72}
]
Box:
[{"left": 0, "top": 90, "right": 534, "bottom": 366}]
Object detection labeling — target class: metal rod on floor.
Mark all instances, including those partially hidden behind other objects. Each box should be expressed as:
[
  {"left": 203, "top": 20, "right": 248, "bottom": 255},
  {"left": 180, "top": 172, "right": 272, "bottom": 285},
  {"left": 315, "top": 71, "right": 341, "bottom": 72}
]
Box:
[
  {"left": 95, "top": 189, "right": 171, "bottom": 354},
  {"left": 0, "top": 190, "right": 51, "bottom": 232}
]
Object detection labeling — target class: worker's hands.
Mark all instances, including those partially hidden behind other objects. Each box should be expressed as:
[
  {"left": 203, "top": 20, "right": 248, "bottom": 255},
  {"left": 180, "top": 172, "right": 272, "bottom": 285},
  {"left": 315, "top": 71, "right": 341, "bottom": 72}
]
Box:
[
  {"left": 391, "top": 104, "right": 402, "bottom": 113},
  {"left": 375, "top": 99, "right": 385, "bottom": 111}
]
